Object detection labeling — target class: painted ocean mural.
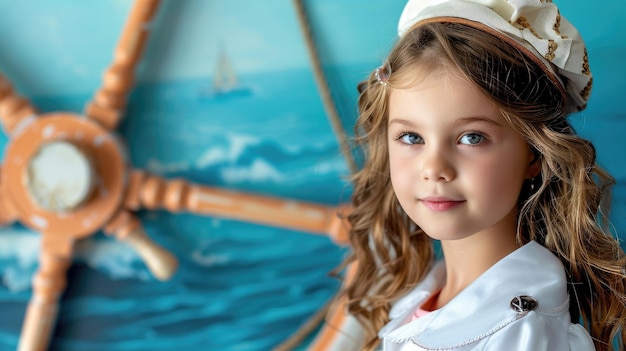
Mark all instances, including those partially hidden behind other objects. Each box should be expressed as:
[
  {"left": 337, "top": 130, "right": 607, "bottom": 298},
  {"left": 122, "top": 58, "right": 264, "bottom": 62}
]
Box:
[
  {"left": 0, "top": 1, "right": 624, "bottom": 350},
  {"left": 0, "top": 68, "right": 355, "bottom": 350}
]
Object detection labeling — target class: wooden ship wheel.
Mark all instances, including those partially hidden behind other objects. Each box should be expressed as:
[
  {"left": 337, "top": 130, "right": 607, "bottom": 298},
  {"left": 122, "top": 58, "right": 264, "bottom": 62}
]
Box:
[{"left": 0, "top": 1, "right": 357, "bottom": 350}]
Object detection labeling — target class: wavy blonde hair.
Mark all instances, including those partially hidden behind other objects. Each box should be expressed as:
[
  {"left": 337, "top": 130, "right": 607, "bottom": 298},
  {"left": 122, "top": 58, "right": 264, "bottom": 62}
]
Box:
[{"left": 343, "top": 22, "right": 626, "bottom": 351}]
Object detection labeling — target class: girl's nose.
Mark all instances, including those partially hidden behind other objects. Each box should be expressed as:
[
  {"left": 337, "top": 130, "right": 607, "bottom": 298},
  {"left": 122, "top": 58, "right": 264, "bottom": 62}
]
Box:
[{"left": 420, "top": 147, "right": 455, "bottom": 182}]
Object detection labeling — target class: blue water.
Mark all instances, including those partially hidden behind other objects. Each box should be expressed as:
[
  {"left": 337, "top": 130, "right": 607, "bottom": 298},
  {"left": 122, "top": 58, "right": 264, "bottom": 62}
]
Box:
[
  {"left": 0, "top": 68, "right": 353, "bottom": 350},
  {"left": 0, "top": 57, "right": 625, "bottom": 351}
]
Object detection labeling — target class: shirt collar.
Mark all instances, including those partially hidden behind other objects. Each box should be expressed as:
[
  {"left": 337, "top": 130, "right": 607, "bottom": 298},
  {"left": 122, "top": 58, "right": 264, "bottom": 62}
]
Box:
[{"left": 379, "top": 241, "right": 569, "bottom": 348}]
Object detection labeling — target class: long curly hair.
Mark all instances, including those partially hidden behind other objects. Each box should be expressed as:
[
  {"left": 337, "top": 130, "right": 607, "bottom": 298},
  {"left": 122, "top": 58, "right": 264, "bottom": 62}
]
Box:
[{"left": 343, "top": 22, "right": 626, "bottom": 351}]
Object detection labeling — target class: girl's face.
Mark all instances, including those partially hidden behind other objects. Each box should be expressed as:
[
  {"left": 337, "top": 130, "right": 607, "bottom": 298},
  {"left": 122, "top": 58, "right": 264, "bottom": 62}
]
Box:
[{"left": 387, "top": 69, "right": 536, "bottom": 242}]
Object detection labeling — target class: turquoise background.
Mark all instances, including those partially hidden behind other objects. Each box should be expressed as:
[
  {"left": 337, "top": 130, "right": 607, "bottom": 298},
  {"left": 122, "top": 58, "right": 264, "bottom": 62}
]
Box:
[{"left": 0, "top": 1, "right": 624, "bottom": 350}]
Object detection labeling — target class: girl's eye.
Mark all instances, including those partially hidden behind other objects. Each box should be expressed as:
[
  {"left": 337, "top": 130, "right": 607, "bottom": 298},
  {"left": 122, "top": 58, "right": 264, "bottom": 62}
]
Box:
[
  {"left": 398, "top": 133, "right": 424, "bottom": 145},
  {"left": 459, "top": 133, "right": 485, "bottom": 145}
]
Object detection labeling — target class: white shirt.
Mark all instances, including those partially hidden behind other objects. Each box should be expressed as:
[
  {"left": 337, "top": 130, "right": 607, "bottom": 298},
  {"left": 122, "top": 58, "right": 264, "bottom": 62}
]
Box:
[{"left": 378, "top": 241, "right": 595, "bottom": 350}]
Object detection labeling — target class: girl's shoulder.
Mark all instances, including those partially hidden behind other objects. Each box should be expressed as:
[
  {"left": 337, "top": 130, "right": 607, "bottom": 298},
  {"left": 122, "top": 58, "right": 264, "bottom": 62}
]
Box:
[
  {"left": 386, "top": 241, "right": 565, "bottom": 323},
  {"left": 380, "top": 241, "right": 594, "bottom": 350},
  {"left": 480, "top": 312, "right": 595, "bottom": 350}
]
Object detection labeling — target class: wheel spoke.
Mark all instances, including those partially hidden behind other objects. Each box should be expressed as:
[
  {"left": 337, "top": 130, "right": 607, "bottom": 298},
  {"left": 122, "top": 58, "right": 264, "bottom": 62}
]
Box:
[
  {"left": 125, "top": 170, "right": 352, "bottom": 241},
  {"left": 18, "top": 238, "right": 73, "bottom": 351},
  {"left": 0, "top": 72, "right": 37, "bottom": 136},
  {"left": 84, "top": 0, "right": 161, "bottom": 130},
  {"left": 104, "top": 210, "right": 178, "bottom": 281}
]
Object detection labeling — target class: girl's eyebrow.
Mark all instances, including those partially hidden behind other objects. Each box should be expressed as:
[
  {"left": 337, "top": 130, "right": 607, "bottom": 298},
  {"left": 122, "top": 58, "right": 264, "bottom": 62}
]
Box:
[
  {"left": 388, "top": 118, "right": 415, "bottom": 127},
  {"left": 455, "top": 116, "right": 504, "bottom": 127},
  {"left": 388, "top": 116, "right": 504, "bottom": 127}
]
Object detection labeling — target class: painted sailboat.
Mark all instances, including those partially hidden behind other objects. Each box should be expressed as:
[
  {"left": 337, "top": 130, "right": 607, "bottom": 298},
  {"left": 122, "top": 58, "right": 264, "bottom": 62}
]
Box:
[{"left": 200, "top": 47, "right": 251, "bottom": 99}]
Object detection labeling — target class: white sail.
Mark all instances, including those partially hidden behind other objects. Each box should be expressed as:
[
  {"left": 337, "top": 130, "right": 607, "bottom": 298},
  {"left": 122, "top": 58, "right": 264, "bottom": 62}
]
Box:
[{"left": 202, "top": 47, "right": 251, "bottom": 99}]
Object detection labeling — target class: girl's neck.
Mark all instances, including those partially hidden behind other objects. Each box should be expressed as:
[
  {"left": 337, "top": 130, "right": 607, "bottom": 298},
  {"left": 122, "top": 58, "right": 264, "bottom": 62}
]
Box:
[{"left": 435, "top": 229, "right": 520, "bottom": 309}]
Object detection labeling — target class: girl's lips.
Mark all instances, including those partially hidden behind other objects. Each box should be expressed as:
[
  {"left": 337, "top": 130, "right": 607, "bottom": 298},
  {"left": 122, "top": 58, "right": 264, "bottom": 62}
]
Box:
[{"left": 420, "top": 198, "right": 465, "bottom": 211}]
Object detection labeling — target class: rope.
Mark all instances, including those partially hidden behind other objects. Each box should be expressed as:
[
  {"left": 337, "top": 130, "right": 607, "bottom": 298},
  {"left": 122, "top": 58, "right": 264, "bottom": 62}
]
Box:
[
  {"left": 272, "top": 296, "right": 333, "bottom": 351},
  {"left": 291, "top": 0, "right": 358, "bottom": 174},
  {"left": 274, "top": 2, "right": 358, "bottom": 348}
]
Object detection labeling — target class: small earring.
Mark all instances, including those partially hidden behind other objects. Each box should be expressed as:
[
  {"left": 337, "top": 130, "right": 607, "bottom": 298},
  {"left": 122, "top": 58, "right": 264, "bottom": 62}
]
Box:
[{"left": 530, "top": 177, "right": 536, "bottom": 192}]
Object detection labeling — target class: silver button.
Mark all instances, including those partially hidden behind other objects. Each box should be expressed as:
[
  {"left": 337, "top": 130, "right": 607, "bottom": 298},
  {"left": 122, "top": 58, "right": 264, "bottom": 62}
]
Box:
[{"left": 510, "top": 295, "right": 538, "bottom": 313}]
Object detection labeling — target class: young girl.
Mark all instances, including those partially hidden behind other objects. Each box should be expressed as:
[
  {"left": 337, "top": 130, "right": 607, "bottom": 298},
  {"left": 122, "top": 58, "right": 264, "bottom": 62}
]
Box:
[{"left": 342, "top": 0, "right": 626, "bottom": 350}]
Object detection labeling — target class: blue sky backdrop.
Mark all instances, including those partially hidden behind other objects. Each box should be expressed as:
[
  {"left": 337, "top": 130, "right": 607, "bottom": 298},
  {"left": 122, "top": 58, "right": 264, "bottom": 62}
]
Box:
[
  {"left": 0, "top": 0, "right": 406, "bottom": 95},
  {"left": 0, "top": 0, "right": 623, "bottom": 95}
]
